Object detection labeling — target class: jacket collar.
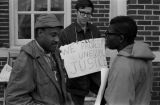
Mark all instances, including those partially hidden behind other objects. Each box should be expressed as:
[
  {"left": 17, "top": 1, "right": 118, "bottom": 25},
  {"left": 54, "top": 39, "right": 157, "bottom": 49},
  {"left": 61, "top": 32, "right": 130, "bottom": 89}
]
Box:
[
  {"left": 21, "top": 40, "right": 52, "bottom": 59},
  {"left": 21, "top": 40, "right": 66, "bottom": 96},
  {"left": 118, "top": 44, "right": 133, "bottom": 57},
  {"left": 74, "top": 22, "right": 90, "bottom": 33}
]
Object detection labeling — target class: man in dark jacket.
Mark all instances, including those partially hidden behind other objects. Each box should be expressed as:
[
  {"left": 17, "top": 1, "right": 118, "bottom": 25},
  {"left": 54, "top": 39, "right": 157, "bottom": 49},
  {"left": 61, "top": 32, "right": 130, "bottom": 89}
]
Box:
[
  {"left": 6, "top": 14, "right": 73, "bottom": 105},
  {"left": 59, "top": 0, "right": 103, "bottom": 105}
]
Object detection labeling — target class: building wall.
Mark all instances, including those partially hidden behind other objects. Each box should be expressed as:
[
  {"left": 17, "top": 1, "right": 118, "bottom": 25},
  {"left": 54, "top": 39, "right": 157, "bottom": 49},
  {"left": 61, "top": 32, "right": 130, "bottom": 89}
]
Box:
[
  {"left": 0, "top": 0, "right": 159, "bottom": 105},
  {"left": 127, "top": 0, "right": 160, "bottom": 104},
  {"left": 0, "top": 0, "right": 9, "bottom": 103}
]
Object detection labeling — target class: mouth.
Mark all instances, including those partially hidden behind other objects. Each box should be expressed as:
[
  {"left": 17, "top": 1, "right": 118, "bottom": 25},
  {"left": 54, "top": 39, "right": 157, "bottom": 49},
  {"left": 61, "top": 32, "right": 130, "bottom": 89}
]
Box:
[
  {"left": 52, "top": 44, "right": 58, "bottom": 48},
  {"left": 52, "top": 41, "right": 58, "bottom": 45},
  {"left": 81, "top": 19, "right": 87, "bottom": 22},
  {"left": 82, "top": 20, "right": 87, "bottom": 22},
  {"left": 50, "top": 44, "right": 59, "bottom": 52},
  {"left": 51, "top": 42, "right": 59, "bottom": 49}
]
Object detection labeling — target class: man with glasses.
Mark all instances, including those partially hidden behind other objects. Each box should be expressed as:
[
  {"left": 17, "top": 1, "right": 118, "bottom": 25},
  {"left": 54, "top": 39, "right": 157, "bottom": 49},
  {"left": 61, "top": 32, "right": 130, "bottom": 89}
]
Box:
[
  {"left": 59, "top": 0, "right": 102, "bottom": 105},
  {"left": 104, "top": 16, "right": 155, "bottom": 105}
]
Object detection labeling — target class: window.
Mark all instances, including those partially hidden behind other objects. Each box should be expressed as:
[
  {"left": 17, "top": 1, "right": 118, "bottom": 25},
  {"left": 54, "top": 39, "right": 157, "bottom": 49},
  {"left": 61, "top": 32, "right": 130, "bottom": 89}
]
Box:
[{"left": 9, "top": 0, "right": 71, "bottom": 48}]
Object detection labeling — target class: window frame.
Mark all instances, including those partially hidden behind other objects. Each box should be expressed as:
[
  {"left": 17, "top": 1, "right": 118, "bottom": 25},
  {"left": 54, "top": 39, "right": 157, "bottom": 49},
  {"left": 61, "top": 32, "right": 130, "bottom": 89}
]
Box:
[
  {"left": 109, "top": 0, "right": 127, "bottom": 20},
  {"left": 9, "top": 0, "right": 71, "bottom": 49}
]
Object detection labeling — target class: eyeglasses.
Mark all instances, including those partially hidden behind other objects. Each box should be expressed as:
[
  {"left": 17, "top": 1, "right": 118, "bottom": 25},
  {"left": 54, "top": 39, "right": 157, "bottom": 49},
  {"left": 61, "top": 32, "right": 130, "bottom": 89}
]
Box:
[
  {"left": 104, "top": 31, "right": 122, "bottom": 37},
  {"left": 78, "top": 11, "right": 92, "bottom": 17}
]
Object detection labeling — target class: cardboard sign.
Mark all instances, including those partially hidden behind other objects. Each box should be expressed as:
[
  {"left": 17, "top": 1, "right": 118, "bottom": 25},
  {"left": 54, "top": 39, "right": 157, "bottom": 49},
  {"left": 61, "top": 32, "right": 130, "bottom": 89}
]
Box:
[
  {"left": 95, "top": 67, "right": 109, "bottom": 105},
  {"left": 0, "top": 64, "right": 12, "bottom": 82},
  {"left": 60, "top": 38, "right": 107, "bottom": 78}
]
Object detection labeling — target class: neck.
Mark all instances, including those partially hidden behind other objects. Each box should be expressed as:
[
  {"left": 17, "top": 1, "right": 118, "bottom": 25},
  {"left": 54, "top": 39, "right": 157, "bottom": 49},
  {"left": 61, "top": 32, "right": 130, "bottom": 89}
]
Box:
[
  {"left": 77, "top": 20, "right": 86, "bottom": 29},
  {"left": 117, "top": 41, "right": 134, "bottom": 52},
  {"left": 117, "top": 42, "right": 129, "bottom": 52},
  {"left": 36, "top": 39, "right": 50, "bottom": 54}
]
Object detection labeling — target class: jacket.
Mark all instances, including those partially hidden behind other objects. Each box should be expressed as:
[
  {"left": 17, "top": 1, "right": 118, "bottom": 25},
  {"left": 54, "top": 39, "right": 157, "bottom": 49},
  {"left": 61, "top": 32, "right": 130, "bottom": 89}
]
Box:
[
  {"left": 59, "top": 22, "right": 101, "bottom": 96},
  {"left": 104, "top": 42, "right": 155, "bottom": 105},
  {"left": 60, "top": 22, "right": 101, "bottom": 45},
  {"left": 6, "top": 40, "right": 73, "bottom": 105}
]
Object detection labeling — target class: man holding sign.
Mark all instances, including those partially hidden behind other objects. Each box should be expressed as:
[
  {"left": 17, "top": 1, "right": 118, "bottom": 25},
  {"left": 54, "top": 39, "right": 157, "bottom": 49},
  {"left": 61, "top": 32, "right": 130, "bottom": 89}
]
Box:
[{"left": 59, "top": 0, "right": 105, "bottom": 105}]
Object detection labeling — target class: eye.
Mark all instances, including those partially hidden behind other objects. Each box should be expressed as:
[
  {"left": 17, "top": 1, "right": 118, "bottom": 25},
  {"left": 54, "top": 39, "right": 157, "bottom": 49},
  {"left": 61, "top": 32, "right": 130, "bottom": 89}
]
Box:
[
  {"left": 79, "top": 11, "right": 92, "bottom": 17},
  {"left": 50, "top": 32, "right": 58, "bottom": 37}
]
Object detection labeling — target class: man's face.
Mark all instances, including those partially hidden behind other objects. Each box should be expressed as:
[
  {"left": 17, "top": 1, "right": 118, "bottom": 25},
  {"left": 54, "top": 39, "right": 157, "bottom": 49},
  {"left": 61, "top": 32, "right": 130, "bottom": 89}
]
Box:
[
  {"left": 39, "top": 27, "right": 61, "bottom": 53},
  {"left": 77, "top": 7, "right": 92, "bottom": 26},
  {"left": 105, "top": 24, "right": 122, "bottom": 50}
]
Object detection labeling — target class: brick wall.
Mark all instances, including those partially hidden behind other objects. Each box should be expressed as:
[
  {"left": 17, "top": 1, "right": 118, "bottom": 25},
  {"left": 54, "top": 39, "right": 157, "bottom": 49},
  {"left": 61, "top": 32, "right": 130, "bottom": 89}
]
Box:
[
  {"left": 128, "top": 0, "right": 160, "bottom": 104},
  {"left": 128, "top": 0, "right": 160, "bottom": 51},
  {"left": 0, "top": 57, "right": 7, "bottom": 104},
  {"left": 0, "top": 0, "right": 9, "bottom": 103}
]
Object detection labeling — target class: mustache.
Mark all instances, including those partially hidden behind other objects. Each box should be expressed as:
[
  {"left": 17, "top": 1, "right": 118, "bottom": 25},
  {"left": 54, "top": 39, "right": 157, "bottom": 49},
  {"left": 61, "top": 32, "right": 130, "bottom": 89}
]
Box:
[{"left": 51, "top": 41, "right": 59, "bottom": 45}]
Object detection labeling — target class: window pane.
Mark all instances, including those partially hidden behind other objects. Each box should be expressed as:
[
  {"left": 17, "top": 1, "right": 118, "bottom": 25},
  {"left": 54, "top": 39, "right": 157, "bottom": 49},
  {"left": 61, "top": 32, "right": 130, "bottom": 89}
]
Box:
[
  {"left": 51, "top": 0, "right": 64, "bottom": 11},
  {"left": 35, "top": 0, "right": 47, "bottom": 11},
  {"left": 34, "top": 14, "right": 64, "bottom": 27},
  {"left": 18, "top": 0, "right": 31, "bottom": 11},
  {"left": 18, "top": 15, "right": 31, "bottom": 39}
]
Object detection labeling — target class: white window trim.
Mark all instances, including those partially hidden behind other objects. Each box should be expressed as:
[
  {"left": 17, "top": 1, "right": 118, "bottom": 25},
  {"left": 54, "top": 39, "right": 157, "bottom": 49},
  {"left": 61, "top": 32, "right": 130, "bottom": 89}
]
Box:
[
  {"left": 109, "top": 0, "right": 127, "bottom": 20},
  {"left": 9, "top": 0, "right": 16, "bottom": 49},
  {"left": 9, "top": 0, "right": 71, "bottom": 50}
]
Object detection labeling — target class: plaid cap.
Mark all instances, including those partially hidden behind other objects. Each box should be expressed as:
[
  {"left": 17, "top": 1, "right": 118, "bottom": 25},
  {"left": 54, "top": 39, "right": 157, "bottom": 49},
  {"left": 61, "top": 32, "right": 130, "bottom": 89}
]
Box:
[{"left": 35, "top": 14, "right": 63, "bottom": 29}]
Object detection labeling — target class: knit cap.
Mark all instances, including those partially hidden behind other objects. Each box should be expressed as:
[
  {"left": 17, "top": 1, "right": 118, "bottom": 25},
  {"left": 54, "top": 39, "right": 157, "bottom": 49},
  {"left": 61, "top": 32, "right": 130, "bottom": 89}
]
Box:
[{"left": 35, "top": 14, "right": 63, "bottom": 29}]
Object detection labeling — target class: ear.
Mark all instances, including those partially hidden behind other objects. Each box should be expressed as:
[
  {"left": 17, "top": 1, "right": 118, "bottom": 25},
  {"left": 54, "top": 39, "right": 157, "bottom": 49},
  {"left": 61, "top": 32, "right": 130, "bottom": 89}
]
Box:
[
  {"left": 76, "top": 9, "right": 79, "bottom": 15},
  {"left": 119, "top": 35, "right": 125, "bottom": 43},
  {"left": 37, "top": 29, "right": 44, "bottom": 37}
]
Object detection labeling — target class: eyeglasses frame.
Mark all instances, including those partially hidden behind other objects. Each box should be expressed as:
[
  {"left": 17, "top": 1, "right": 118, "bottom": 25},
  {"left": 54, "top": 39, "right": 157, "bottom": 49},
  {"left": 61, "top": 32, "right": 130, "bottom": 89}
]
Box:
[{"left": 78, "top": 10, "right": 92, "bottom": 17}]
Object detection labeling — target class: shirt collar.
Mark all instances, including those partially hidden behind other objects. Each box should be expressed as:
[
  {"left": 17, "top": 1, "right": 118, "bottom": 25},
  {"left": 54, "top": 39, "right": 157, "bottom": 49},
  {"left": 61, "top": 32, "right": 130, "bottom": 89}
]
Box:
[{"left": 75, "top": 22, "right": 90, "bottom": 32}]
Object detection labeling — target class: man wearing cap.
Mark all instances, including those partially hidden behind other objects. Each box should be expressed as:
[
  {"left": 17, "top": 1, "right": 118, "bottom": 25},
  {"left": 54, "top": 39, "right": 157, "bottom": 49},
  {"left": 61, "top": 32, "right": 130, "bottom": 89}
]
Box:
[
  {"left": 6, "top": 14, "right": 73, "bottom": 105},
  {"left": 59, "top": 0, "right": 104, "bottom": 105}
]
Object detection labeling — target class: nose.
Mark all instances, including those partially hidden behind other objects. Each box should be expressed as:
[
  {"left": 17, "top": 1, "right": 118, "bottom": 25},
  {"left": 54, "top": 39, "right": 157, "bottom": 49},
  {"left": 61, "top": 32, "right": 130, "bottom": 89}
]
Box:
[
  {"left": 54, "top": 35, "right": 59, "bottom": 42},
  {"left": 83, "top": 14, "right": 87, "bottom": 17}
]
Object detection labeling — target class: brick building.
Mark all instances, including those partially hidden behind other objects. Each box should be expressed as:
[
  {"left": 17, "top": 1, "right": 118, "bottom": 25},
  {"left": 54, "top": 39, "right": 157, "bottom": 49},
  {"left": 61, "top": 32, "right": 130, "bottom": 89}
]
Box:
[{"left": 0, "top": 0, "right": 160, "bottom": 105}]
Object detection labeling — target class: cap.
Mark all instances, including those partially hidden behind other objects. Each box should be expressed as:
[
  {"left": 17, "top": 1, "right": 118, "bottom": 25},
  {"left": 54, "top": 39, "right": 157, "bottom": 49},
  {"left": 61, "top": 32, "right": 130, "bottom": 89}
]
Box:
[{"left": 35, "top": 14, "right": 63, "bottom": 29}]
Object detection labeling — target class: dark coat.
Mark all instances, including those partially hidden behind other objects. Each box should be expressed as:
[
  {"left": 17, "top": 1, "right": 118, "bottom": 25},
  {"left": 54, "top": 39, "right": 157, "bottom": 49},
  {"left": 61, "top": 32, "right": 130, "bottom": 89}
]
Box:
[{"left": 6, "top": 40, "right": 73, "bottom": 105}]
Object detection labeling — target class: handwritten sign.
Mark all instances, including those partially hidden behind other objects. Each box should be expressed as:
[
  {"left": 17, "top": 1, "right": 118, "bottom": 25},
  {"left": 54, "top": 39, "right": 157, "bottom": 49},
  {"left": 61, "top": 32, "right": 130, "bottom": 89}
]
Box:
[
  {"left": 0, "top": 64, "right": 12, "bottom": 82},
  {"left": 95, "top": 67, "right": 109, "bottom": 105},
  {"left": 60, "top": 38, "right": 107, "bottom": 78}
]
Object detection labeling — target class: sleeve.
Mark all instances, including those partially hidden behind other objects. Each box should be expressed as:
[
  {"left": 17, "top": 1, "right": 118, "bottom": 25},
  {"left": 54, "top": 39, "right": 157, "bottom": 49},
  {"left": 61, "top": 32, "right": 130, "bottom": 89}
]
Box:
[
  {"left": 5, "top": 51, "right": 43, "bottom": 105},
  {"left": 92, "top": 24, "right": 101, "bottom": 38},
  {"left": 96, "top": 27, "right": 101, "bottom": 38},
  {"left": 104, "top": 60, "right": 135, "bottom": 105}
]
